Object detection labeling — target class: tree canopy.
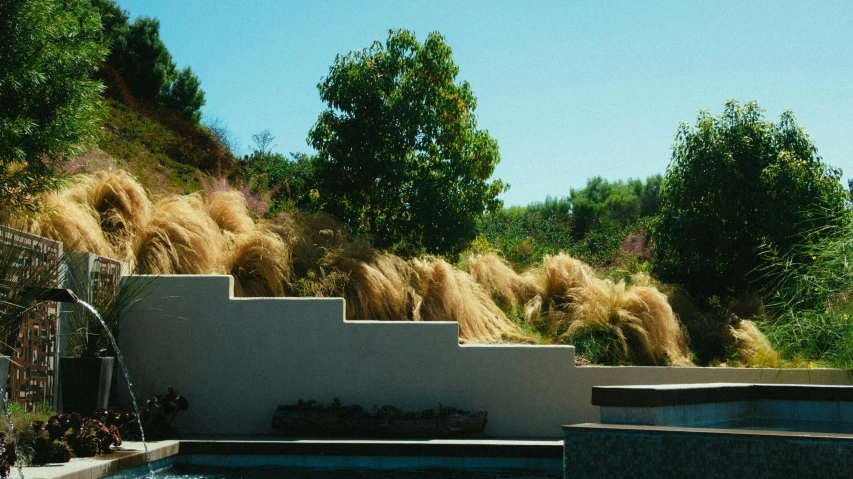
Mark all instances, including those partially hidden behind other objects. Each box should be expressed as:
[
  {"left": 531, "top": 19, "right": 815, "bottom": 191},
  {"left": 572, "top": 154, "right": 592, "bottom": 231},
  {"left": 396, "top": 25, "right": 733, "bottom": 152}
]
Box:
[
  {"left": 85, "top": 0, "right": 129, "bottom": 64},
  {"left": 85, "top": 0, "right": 206, "bottom": 123},
  {"left": 308, "top": 29, "right": 506, "bottom": 256},
  {"left": 0, "top": 0, "right": 106, "bottom": 211},
  {"left": 117, "top": 16, "right": 175, "bottom": 102},
  {"left": 652, "top": 100, "right": 848, "bottom": 297},
  {"left": 570, "top": 176, "right": 661, "bottom": 241},
  {"left": 240, "top": 131, "right": 319, "bottom": 213},
  {"left": 163, "top": 66, "right": 206, "bottom": 122}
]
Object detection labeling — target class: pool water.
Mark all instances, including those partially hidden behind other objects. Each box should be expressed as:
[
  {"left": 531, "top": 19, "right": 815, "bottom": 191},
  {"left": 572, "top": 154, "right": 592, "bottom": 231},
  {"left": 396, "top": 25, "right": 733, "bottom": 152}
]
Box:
[
  {"left": 149, "top": 464, "right": 560, "bottom": 479},
  {"left": 108, "top": 456, "right": 562, "bottom": 479}
]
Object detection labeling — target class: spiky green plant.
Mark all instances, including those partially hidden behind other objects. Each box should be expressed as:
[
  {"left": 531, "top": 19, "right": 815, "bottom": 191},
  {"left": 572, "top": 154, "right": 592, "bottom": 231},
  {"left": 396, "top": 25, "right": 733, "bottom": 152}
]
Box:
[
  {"left": 758, "top": 209, "right": 853, "bottom": 366},
  {"left": 0, "top": 402, "right": 55, "bottom": 465},
  {"left": 64, "top": 259, "right": 157, "bottom": 358}
]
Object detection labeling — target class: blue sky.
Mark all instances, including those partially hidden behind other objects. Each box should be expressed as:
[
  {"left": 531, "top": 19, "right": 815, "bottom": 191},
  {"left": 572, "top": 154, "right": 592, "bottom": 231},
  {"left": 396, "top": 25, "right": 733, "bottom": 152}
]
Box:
[{"left": 117, "top": 0, "right": 853, "bottom": 206}]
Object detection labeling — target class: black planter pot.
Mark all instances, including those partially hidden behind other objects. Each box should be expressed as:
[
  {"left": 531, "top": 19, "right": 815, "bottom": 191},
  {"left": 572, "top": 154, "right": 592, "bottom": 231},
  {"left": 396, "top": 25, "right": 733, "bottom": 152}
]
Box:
[
  {"left": 0, "top": 356, "right": 8, "bottom": 397},
  {"left": 60, "top": 357, "right": 115, "bottom": 415}
]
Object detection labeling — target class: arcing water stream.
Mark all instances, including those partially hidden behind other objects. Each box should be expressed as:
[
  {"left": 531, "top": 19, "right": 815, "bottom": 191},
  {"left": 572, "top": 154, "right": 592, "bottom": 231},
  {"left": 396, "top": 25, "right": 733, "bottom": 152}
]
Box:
[{"left": 77, "top": 300, "right": 154, "bottom": 478}]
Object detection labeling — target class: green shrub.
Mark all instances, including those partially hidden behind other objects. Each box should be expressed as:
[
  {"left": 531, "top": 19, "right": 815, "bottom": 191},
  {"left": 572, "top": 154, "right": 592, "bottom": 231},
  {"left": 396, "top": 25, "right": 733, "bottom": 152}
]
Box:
[
  {"left": 475, "top": 175, "right": 660, "bottom": 269},
  {"left": 653, "top": 100, "right": 847, "bottom": 299},
  {"left": 760, "top": 211, "right": 853, "bottom": 367},
  {"left": 475, "top": 198, "right": 572, "bottom": 268}
]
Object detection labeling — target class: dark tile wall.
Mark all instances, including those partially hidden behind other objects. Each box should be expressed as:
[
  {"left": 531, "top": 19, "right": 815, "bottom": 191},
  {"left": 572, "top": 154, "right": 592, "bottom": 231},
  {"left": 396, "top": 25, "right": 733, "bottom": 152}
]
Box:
[{"left": 564, "top": 426, "right": 853, "bottom": 478}]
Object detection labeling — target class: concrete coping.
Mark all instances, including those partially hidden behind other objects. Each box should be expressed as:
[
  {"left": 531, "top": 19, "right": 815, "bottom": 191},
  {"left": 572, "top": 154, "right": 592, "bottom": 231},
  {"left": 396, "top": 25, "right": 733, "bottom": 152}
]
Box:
[
  {"left": 178, "top": 437, "right": 563, "bottom": 458},
  {"left": 562, "top": 422, "right": 853, "bottom": 441},
  {"left": 592, "top": 383, "right": 853, "bottom": 407},
  {"left": 24, "top": 440, "right": 178, "bottom": 479}
]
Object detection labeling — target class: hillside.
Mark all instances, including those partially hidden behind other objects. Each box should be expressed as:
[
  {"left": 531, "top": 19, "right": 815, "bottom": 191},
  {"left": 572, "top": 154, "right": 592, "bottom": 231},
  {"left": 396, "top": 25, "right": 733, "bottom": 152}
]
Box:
[
  {"left": 63, "top": 100, "right": 210, "bottom": 196},
  {"left": 8, "top": 76, "right": 764, "bottom": 369}
]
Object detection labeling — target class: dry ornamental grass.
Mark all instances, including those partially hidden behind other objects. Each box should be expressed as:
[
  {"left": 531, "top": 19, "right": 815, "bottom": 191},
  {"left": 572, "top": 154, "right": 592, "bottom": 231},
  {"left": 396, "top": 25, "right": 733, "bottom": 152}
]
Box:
[
  {"left": 466, "top": 252, "right": 541, "bottom": 309},
  {"left": 20, "top": 170, "right": 706, "bottom": 361},
  {"left": 134, "top": 194, "right": 225, "bottom": 275},
  {"left": 730, "top": 319, "right": 780, "bottom": 367},
  {"left": 227, "top": 225, "right": 292, "bottom": 297},
  {"left": 412, "top": 257, "right": 521, "bottom": 343}
]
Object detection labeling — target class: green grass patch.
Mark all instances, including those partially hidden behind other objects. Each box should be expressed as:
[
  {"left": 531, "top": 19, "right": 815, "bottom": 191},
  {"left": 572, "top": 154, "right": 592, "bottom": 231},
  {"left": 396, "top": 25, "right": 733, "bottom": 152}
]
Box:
[{"left": 97, "top": 100, "right": 216, "bottom": 195}]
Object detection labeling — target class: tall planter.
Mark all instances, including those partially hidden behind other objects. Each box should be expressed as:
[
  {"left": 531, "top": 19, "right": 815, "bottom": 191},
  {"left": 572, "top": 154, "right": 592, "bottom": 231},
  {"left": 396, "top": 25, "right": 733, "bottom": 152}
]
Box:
[
  {"left": 60, "top": 357, "right": 114, "bottom": 415},
  {"left": 0, "top": 356, "right": 9, "bottom": 399}
]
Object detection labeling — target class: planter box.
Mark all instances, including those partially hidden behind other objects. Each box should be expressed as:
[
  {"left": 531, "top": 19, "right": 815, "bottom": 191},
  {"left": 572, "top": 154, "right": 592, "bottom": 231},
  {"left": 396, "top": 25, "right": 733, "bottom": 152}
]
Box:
[
  {"left": 59, "top": 357, "right": 114, "bottom": 414},
  {"left": 272, "top": 403, "right": 488, "bottom": 438}
]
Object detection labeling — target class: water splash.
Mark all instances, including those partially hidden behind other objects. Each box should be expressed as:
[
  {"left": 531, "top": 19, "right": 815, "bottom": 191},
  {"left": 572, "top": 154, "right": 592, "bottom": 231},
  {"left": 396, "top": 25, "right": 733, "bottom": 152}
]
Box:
[{"left": 76, "top": 300, "right": 154, "bottom": 478}]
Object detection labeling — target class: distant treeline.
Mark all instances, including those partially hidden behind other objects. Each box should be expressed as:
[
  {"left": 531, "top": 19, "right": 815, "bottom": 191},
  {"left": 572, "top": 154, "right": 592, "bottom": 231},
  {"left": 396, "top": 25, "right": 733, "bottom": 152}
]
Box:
[{"left": 476, "top": 175, "right": 662, "bottom": 268}]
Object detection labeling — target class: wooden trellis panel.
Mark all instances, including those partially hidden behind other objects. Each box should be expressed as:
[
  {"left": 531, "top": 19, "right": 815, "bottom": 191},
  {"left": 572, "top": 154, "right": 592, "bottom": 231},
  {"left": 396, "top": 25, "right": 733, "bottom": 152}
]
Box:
[
  {"left": 9, "top": 306, "right": 57, "bottom": 407},
  {"left": 0, "top": 229, "right": 126, "bottom": 410},
  {"left": 96, "top": 256, "right": 124, "bottom": 307},
  {"left": 0, "top": 227, "right": 62, "bottom": 408}
]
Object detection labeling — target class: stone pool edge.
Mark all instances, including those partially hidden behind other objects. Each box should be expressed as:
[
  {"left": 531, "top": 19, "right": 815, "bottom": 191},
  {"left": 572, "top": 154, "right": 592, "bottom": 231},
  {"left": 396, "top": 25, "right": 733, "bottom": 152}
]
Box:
[{"left": 23, "top": 440, "right": 179, "bottom": 479}]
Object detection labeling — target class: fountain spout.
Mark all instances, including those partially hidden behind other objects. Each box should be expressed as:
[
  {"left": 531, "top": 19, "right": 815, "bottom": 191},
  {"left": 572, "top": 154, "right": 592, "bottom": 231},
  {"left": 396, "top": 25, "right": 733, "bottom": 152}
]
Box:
[{"left": 22, "top": 287, "right": 79, "bottom": 304}]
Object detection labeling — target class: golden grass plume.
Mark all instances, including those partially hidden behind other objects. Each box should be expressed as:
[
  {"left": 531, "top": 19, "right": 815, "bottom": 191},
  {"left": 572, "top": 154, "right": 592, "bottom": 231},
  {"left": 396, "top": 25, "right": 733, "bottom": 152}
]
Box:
[
  {"left": 627, "top": 286, "right": 691, "bottom": 365},
  {"left": 565, "top": 278, "right": 690, "bottom": 365},
  {"left": 466, "top": 252, "right": 542, "bottom": 309},
  {"left": 332, "top": 246, "right": 414, "bottom": 321},
  {"left": 542, "top": 253, "right": 596, "bottom": 303},
  {"left": 90, "top": 171, "right": 151, "bottom": 263},
  {"left": 208, "top": 190, "right": 255, "bottom": 235},
  {"left": 134, "top": 194, "right": 226, "bottom": 274},
  {"left": 565, "top": 279, "right": 649, "bottom": 363},
  {"left": 521, "top": 252, "right": 595, "bottom": 327},
  {"left": 411, "top": 257, "right": 521, "bottom": 343},
  {"left": 34, "top": 178, "right": 116, "bottom": 258},
  {"left": 227, "top": 224, "right": 292, "bottom": 297},
  {"left": 730, "top": 319, "right": 780, "bottom": 367}
]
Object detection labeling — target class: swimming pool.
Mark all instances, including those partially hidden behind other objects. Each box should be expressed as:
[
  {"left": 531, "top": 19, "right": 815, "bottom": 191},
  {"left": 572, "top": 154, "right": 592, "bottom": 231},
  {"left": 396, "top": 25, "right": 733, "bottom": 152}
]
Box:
[
  {"left": 107, "top": 455, "right": 562, "bottom": 479},
  {"left": 97, "top": 439, "right": 563, "bottom": 479}
]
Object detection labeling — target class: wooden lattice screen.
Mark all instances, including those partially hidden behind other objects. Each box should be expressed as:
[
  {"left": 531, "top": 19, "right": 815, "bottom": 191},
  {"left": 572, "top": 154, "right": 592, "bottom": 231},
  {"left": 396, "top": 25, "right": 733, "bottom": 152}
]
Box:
[
  {"left": 0, "top": 227, "right": 62, "bottom": 408},
  {"left": 0, "top": 229, "right": 127, "bottom": 410},
  {"left": 95, "top": 256, "right": 124, "bottom": 309}
]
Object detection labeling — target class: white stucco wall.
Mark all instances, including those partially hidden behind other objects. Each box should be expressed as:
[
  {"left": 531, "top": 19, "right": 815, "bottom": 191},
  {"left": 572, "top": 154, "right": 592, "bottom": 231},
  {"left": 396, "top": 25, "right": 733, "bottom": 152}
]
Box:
[{"left": 117, "top": 275, "right": 853, "bottom": 438}]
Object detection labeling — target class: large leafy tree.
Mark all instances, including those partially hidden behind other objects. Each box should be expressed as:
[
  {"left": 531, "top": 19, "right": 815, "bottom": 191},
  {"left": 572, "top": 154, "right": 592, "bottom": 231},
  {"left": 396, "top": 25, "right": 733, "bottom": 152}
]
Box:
[
  {"left": 0, "top": 0, "right": 106, "bottom": 211},
  {"left": 652, "top": 100, "right": 847, "bottom": 297},
  {"left": 309, "top": 29, "right": 506, "bottom": 256}
]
